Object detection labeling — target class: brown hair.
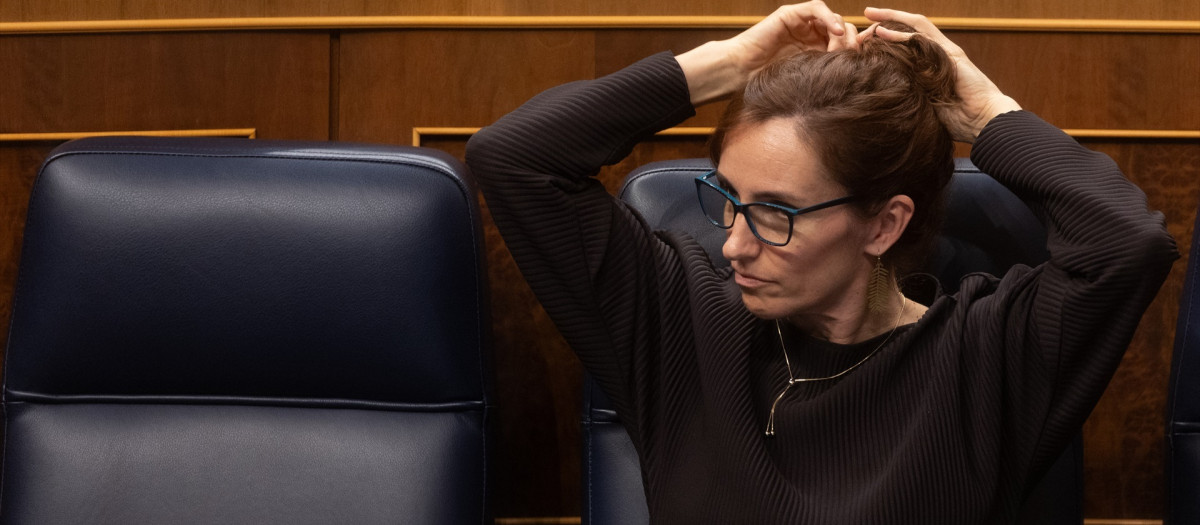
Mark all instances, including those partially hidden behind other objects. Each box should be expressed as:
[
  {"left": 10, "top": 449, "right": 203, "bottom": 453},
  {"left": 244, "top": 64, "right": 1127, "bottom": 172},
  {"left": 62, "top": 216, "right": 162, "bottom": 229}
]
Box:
[{"left": 710, "top": 24, "right": 957, "bottom": 276}]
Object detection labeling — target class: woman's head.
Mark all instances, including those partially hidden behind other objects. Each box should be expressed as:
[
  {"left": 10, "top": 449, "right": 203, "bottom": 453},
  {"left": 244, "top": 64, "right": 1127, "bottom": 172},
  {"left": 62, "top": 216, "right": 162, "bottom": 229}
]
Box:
[{"left": 711, "top": 24, "right": 956, "bottom": 278}]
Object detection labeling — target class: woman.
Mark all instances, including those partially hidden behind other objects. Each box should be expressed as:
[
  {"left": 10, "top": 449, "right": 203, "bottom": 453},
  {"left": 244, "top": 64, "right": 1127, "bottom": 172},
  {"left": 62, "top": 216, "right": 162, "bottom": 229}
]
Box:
[{"left": 466, "top": 3, "right": 1176, "bottom": 523}]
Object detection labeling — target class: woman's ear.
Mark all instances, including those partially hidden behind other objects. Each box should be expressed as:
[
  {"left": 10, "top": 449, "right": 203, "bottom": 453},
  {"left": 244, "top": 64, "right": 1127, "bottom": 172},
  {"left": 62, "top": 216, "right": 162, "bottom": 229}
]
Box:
[{"left": 866, "top": 195, "right": 915, "bottom": 256}]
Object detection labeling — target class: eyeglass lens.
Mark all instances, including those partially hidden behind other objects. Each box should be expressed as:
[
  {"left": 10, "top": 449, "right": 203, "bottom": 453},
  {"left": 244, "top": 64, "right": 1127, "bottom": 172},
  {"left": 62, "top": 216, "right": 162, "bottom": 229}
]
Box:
[{"left": 697, "top": 182, "right": 793, "bottom": 245}]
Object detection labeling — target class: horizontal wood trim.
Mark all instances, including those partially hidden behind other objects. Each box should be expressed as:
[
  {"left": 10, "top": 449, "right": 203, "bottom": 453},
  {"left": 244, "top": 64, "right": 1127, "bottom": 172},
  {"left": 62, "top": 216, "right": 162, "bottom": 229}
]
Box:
[
  {"left": 412, "top": 126, "right": 1200, "bottom": 147},
  {"left": 0, "top": 129, "right": 257, "bottom": 142},
  {"left": 1064, "top": 129, "right": 1200, "bottom": 139},
  {"left": 1084, "top": 520, "right": 1163, "bottom": 525},
  {"left": 1, "top": 16, "right": 1197, "bottom": 35},
  {"left": 412, "top": 127, "right": 478, "bottom": 147}
]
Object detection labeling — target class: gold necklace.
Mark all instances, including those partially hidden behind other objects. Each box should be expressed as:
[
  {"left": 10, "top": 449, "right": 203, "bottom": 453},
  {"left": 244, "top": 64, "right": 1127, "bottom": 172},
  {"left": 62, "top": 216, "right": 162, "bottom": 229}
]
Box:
[{"left": 765, "top": 291, "right": 906, "bottom": 437}]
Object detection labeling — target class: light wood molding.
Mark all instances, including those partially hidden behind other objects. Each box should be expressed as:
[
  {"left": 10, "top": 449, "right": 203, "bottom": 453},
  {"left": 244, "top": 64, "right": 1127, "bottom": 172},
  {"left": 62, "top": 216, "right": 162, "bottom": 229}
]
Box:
[
  {"left": 411, "top": 126, "right": 711, "bottom": 146},
  {"left": 0, "top": 128, "right": 257, "bottom": 142},
  {"left": 1084, "top": 520, "right": 1163, "bottom": 525},
  {"left": 1, "top": 16, "right": 1196, "bottom": 35},
  {"left": 411, "top": 127, "right": 478, "bottom": 147},
  {"left": 412, "top": 126, "right": 1200, "bottom": 147},
  {"left": 1063, "top": 129, "right": 1200, "bottom": 139}
]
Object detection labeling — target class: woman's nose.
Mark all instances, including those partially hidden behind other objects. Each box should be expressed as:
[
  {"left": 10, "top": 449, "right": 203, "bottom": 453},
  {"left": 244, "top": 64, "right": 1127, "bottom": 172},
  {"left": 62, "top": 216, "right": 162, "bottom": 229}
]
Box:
[{"left": 721, "top": 214, "right": 761, "bottom": 261}]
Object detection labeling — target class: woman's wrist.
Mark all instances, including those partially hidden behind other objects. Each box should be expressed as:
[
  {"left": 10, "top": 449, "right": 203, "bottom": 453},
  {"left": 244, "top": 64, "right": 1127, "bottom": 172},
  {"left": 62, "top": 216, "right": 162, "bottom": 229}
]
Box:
[
  {"left": 969, "top": 96, "right": 1023, "bottom": 142},
  {"left": 676, "top": 40, "right": 748, "bottom": 106}
]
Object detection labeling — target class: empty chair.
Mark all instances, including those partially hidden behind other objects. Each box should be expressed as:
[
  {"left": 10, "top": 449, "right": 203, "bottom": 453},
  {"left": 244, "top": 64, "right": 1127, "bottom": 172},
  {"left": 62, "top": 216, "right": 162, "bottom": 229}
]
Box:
[{"left": 1, "top": 137, "right": 492, "bottom": 524}]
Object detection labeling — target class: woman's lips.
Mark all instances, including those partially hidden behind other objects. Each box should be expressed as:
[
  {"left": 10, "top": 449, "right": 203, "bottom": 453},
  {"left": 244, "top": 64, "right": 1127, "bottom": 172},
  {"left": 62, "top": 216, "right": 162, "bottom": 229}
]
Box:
[{"left": 733, "top": 271, "right": 770, "bottom": 289}]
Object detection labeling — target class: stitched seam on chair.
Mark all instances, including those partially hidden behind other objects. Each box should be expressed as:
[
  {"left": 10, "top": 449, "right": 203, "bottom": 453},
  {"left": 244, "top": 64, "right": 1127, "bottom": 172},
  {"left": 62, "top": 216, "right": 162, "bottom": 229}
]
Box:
[
  {"left": 476, "top": 391, "right": 492, "bottom": 523},
  {"left": 47, "top": 146, "right": 457, "bottom": 169},
  {"left": 4, "top": 391, "right": 485, "bottom": 413},
  {"left": 0, "top": 403, "right": 9, "bottom": 506},
  {"left": 585, "top": 419, "right": 594, "bottom": 524}
]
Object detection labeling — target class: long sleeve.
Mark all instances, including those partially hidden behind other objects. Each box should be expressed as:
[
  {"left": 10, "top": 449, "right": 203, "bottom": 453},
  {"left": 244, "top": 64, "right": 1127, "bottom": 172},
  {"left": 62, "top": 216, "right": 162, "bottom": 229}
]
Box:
[
  {"left": 465, "top": 53, "right": 699, "bottom": 431},
  {"left": 467, "top": 54, "right": 1180, "bottom": 523},
  {"left": 967, "top": 111, "right": 1178, "bottom": 500}
]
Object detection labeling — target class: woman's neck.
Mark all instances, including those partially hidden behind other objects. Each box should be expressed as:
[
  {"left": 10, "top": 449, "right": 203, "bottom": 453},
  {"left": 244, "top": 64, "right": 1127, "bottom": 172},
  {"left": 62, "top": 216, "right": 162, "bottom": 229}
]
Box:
[{"left": 785, "top": 280, "right": 922, "bottom": 344}]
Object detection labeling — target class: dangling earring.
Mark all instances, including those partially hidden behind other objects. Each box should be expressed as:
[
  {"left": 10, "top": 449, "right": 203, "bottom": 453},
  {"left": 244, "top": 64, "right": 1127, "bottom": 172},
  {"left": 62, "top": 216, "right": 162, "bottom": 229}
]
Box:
[{"left": 867, "top": 256, "right": 891, "bottom": 314}]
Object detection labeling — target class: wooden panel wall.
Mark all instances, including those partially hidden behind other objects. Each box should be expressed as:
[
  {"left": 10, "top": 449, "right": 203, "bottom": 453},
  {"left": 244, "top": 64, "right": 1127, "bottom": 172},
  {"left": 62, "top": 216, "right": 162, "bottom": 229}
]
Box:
[
  {"left": 1, "top": 0, "right": 1197, "bottom": 20},
  {"left": 2, "top": 2, "right": 1198, "bottom": 521}
]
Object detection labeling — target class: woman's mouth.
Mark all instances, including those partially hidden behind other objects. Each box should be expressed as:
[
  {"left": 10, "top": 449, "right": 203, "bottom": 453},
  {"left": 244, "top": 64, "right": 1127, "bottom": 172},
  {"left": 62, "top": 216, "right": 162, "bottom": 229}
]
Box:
[{"left": 733, "top": 271, "right": 770, "bottom": 289}]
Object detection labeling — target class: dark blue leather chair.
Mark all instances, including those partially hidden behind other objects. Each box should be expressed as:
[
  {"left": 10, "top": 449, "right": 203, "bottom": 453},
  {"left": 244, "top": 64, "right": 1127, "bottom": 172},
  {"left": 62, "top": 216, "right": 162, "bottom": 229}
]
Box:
[
  {"left": 1, "top": 137, "right": 492, "bottom": 524},
  {"left": 582, "top": 158, "right": 1082, "bottom": 524},
  {"left": 1167, "top": 200, "right": 1200, "bottom": 525}
]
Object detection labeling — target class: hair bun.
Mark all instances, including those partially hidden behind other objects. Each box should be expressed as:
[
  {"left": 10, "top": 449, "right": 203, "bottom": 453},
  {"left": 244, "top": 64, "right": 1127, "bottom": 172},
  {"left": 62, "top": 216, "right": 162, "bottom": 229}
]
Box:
[{"left": 864, "top": 22, "right": 958, "bottom": 107}]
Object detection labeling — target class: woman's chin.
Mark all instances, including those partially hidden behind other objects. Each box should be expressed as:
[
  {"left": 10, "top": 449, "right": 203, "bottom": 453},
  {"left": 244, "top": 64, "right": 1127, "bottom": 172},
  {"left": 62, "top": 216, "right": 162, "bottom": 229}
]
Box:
[{"left": 740, "top": 293, "right": 785, "bottom": 320}]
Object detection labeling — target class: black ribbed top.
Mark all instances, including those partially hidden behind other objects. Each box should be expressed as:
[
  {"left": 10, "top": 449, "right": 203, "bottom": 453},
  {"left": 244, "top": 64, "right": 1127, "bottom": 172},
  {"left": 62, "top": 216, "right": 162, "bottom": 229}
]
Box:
[{"left": 466, "top": 53, "right": 1178, "bottom": 524}]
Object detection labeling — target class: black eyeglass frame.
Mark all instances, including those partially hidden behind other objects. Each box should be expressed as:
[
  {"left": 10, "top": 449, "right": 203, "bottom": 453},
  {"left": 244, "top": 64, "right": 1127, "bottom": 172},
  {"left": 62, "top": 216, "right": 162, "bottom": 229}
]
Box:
[{"left": 693, "top": 170, "right": 857, "bottom": 247}]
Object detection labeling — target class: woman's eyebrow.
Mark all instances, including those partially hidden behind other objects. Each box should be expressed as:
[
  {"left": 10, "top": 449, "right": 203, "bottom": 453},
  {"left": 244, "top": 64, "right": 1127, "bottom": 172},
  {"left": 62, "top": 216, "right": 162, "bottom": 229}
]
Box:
[
  {"left": 715, "top": 171, "right": 803, "bottom": 206},
  {"left": 754, "top": 191, "right": 802, "bottom": 207}
]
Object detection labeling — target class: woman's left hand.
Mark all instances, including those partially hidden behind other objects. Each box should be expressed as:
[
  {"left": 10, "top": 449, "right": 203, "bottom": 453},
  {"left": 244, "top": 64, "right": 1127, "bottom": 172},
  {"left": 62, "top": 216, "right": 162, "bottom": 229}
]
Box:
[
  {"left": 861, "top": 7, "right": 1022, "bottom": 143},
  {"left": 677, "top": 2, "right": 858, "bottom": 106}
]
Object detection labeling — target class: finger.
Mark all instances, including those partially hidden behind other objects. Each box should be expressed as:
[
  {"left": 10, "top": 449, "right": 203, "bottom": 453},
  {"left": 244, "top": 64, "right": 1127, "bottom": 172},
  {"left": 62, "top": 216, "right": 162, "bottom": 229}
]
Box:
[
  {"left": 807, "top": 16, "right": 832, "bottom": 45},
  {"left": 768, "top": 6, "right": 826, "bottom": 48},
  {"left": 800, "top": 1, "right": 846, "bottom": 36},
  {"left": 828, "top": 22, "right": 859, "bottom": 51},
  {"left": 842, "top": 22, "right": 860, "bottom": 49},
  {"left": 864, "top": 7, "right": 944, "bottom": 39},
  {"left": 856, "top": 22, "right": 880, "bottom": 45},
  {"left": 872, "top": 24, "right": 914, "bottom": 42},
  {"left": 771, "top": 2, "right": 840, "bottom": 37},
  {"left": 828, "top": 13, "right": 846, "bottom": 36}
]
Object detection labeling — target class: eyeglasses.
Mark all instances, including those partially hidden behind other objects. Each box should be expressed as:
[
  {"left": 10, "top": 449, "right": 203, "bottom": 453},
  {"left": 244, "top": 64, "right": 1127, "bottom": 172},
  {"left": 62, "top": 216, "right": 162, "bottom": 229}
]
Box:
[{"left": 694, "top": 170, "right": 856, "bottom": 246}]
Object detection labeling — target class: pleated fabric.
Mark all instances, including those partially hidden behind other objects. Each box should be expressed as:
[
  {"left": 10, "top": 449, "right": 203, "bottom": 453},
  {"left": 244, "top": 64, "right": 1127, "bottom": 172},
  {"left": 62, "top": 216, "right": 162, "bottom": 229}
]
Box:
[{"left": 466, "top": 53, "right": 1178, "bottom": 524}]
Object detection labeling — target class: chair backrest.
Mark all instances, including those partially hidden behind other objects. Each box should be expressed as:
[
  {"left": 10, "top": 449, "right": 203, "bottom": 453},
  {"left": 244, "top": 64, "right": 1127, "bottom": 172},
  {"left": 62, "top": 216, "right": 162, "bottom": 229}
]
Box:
[
  {"left": 1167, "top": 200, "right": 1200, "bottom": 524},
  {"left": 582, "top": 158, "right": 1081, "bottom": 524},
  {"left": 1, "top": 137, "right": 492, "bottom": 525}
]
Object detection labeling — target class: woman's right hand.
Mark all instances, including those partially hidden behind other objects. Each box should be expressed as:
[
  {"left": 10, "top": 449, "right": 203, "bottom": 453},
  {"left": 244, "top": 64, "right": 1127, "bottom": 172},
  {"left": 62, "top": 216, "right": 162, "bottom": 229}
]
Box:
[
  {"left": 862, "top": 7, "right": 1022, "bottom": 143},
  {"left": 677, "top": 1, "right": 857, "bottom": 106}
]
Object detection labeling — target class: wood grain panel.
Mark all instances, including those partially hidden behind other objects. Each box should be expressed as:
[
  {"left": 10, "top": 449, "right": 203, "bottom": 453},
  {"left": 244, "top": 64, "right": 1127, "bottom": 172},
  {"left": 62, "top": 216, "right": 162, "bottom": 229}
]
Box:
[
  {"left": 594, "top": 29, "right": 736, "bottom": 125},
  {"left": 0, "top": 143, "right": 53, "bottom": 378},
  {"left": 338, "top": 30, "right": 597, "bottom": 144},
  {"left": 592, "top": 30, "right": 1200, "bottom": 132},
  {"left": 424, "top": 134, "right": 585, "bottom": 516},
  {"left": 1, "top": 0, "right": 1197, "bottom": 21},
  {"left": 3, "top": 17, "right": 1197, "bottom": 36},
  {"left": 1081, "top": 140, "right": 1200, "bottom": 518},
  {"left": 0, "top": 32, "right": 329, "bottom": 138},
  {"left": 0, "top": 31, "right": 329, "bottom": 383},
  {"left": 942, "top": 31, "right": 1200, "bottom": 131}
]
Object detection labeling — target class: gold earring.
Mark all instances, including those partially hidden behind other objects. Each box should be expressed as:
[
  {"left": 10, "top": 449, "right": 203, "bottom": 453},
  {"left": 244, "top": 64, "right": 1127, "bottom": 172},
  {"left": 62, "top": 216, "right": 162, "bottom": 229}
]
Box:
[{"left": 867, "top": 256, "right": 891, "bottom": 314}]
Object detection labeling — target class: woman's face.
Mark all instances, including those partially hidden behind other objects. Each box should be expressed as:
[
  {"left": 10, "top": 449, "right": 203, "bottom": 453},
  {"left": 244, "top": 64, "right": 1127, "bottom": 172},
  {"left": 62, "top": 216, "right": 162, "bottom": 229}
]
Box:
[{"left": 716, "top": 118, "right": 874, "bottom": 321}]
